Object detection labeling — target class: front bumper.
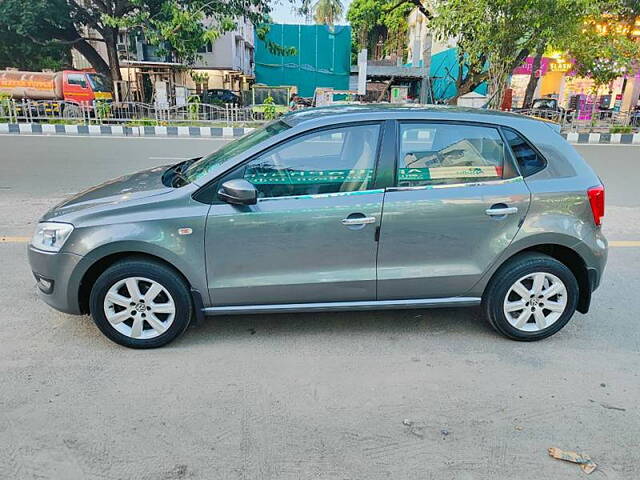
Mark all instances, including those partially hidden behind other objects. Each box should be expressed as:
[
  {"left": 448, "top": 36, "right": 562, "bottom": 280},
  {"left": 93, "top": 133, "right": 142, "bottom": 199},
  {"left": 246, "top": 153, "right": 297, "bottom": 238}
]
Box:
[{"left": 27, "top": 245, "right": 83, "bottom": 315}]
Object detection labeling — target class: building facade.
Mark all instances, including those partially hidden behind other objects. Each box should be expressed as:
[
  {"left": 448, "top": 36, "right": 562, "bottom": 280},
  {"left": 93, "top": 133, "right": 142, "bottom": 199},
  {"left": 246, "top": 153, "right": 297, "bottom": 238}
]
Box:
[{"left": 186, "top": 19, "right": 255, "bottom": 94}]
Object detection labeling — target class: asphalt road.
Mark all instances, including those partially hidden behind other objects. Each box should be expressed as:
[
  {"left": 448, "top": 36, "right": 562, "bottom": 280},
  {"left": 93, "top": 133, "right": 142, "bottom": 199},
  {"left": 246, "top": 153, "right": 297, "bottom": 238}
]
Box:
[{"left": 0, "top": 135, "right": 639, "bottom": 479}]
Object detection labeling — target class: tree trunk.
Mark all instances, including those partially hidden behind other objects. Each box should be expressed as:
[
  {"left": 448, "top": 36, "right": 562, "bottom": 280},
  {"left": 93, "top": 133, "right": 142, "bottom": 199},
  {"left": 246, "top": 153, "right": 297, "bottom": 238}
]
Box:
[
  {"left": 103, "top": 27, "right": 122, "bottom": 84},
  {"left": 522, "top": 50, "right": 543, "bottom": 108},
  {"left": 72, "top": 37, "right": 112, "bottom": 82}
]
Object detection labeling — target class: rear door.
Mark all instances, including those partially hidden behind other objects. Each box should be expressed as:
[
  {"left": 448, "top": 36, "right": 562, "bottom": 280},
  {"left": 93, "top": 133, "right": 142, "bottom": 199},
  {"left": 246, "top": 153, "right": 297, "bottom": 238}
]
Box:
[{"left": 377, "top": 121, "right": 531, "bottom": 300}]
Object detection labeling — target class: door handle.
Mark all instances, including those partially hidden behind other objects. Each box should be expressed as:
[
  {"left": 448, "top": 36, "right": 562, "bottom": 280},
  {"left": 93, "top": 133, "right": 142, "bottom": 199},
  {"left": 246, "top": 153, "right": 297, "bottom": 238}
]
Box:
[
  {"left": 485, "top": 206, "right": 518, "bottom": 216},
  {"left": 341, "top": 216, "right": 376, "bottom": 226}
]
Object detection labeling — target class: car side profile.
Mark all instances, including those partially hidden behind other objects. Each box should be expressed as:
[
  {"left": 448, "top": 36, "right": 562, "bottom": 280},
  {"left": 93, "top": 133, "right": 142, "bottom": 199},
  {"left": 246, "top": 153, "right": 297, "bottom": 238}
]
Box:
[{"left": 28, "top": 105, "right": 607, "bottom": 348}]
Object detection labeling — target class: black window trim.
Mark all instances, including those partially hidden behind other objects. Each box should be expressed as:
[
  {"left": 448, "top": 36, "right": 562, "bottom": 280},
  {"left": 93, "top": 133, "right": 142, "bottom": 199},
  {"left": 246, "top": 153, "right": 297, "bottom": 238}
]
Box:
[
  {"left": 498, "top": 126, "right": 548, "bottom": 177},
  {"left": 390, "top": 119, "right": 521, "bottom": 189},
  {"left": 193, "top": 120, "right": 387, "bottom": 204}
]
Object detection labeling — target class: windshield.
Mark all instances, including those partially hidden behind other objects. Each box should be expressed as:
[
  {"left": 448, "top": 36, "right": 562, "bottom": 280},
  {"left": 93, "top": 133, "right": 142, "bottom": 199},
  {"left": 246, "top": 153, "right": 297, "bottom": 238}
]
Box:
[
  {"left": 183, "top": 120, "right": 290, "bottom": 183},
  {"left": 87, "top": 73, "right": 110, "bottom": 92}
]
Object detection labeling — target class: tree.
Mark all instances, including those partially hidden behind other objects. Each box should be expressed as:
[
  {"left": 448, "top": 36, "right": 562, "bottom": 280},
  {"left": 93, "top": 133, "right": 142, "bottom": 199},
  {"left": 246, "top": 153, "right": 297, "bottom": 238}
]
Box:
[
  {"left": 0, "top": 27, "right": 71, "bottom": 71},
  {"left": 563, "top": 17, "right": 640, "bottom": 92},
  {"left": 347, "top": 0, "right": 412, "bottom": 61},
  {"left": 313, "top": 0, "right": 344, "bottom": 26},
  {"left": 0, "top": 0, "right": 280, "bottom": 88},
  {"left": 428, "top": 0, "right": 605, "bottom": 106}
]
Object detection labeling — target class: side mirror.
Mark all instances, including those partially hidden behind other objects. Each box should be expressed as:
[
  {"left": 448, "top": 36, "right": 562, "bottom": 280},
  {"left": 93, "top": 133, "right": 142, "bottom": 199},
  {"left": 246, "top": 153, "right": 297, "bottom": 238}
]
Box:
[{"left": 218, "top": 179, "right": 258, "bottom": 205}]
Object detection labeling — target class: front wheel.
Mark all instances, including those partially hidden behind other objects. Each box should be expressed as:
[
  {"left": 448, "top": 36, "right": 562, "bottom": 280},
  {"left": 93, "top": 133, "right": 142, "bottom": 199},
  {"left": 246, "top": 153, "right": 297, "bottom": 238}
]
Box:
[
  {"left": 89, "top": 259, "right": 193, "bottom": 348},
  {"left": 483, "top": 253, "right": 579, "bottom": 341}
]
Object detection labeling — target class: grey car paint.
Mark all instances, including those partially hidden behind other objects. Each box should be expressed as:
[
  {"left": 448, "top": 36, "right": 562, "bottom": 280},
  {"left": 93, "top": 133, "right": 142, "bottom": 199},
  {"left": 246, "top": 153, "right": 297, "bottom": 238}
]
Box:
[{"left": 28, "top": 105, "right": 606, "bottom": 318}]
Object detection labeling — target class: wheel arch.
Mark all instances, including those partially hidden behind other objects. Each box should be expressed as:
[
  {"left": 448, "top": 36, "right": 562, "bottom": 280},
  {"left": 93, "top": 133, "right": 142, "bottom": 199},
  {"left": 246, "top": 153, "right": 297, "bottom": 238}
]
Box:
[
  {"left": 481, "top": 242, "right": 591, "bottom": 314},
  {"left": 74, "top": 243, "right": 194, "bottom": 315}
]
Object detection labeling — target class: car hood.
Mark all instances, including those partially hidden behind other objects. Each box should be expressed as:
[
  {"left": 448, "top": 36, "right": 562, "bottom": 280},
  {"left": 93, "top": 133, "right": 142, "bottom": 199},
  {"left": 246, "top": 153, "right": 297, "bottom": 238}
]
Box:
[{"left": 42, "top": 165, "right": 172, "bottom": 221}]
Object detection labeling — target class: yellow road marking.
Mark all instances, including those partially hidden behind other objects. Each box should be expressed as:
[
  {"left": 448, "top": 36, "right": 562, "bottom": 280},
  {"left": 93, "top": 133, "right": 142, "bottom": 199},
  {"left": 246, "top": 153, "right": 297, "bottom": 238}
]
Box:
[
  {"left": 2, "top": 236, "right": 640, "bottom": 247},
  {"left": 0, "top": 236, "right": 30, "bottom": 243},
  {"left": 609, "top": 240, "right": 640, "bottom": 247}
]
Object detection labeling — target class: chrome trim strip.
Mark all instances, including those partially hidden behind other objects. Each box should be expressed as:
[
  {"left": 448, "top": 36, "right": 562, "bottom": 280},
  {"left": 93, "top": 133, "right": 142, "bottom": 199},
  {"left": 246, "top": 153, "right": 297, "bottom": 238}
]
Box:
[{"left": 203, "top": 297, "right": 481, "bottom": 315}]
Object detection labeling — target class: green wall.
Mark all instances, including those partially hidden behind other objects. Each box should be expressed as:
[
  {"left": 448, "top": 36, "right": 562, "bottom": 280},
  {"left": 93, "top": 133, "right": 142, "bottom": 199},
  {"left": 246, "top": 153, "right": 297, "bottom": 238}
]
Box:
[{"left": 255, "top": 24, "right": 351, "bottom": 98}]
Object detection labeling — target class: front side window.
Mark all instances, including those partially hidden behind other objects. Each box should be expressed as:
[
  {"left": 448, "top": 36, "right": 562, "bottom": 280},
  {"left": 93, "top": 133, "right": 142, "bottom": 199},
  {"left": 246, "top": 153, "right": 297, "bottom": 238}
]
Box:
[
  {"left": 397, "top": 123, "right": 507, "bottom": 187},
  {"left": 503, "top": 129, "right": 546, "bottom": 176},
  {"left": 244, "top": 124, "right": 381, "bottom": 198},
  {"left": 67, "top": 73, "right": 87, "bottom": 87}
]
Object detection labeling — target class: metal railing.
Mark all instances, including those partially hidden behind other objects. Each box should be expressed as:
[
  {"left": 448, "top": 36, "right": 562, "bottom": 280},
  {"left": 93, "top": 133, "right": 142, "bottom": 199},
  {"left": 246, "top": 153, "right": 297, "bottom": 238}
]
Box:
[
  {"left": 515, "top": 108, "right": 640, "bottom": 133},
  {"left": 2, "top": 98, "right": 638, "bottom": 133},
  {"left": 0, "top": 99, "right": 282, "bottom": 126}
]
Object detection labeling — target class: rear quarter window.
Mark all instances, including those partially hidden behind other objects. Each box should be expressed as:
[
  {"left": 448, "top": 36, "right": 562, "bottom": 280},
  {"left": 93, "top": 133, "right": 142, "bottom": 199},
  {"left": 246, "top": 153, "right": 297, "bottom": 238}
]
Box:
[{"left": 503, "top": 129, "right": 547, "bottom": 176}]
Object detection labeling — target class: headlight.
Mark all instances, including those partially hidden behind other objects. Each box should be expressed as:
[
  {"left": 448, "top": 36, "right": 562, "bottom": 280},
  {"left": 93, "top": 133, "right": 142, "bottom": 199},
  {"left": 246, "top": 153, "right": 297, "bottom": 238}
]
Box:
[{"left": 31, "top": 222, "right": 74, "bottom": 252}]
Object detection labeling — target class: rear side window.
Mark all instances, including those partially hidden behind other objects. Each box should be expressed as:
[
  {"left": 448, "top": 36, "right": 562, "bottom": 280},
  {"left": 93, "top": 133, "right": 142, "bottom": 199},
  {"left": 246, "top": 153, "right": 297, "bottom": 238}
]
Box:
[
  {"left": 397, "top": 123, "right": 508, "bottom": 187},
  {"left": 503, "top": 129, "right": 546, "bottom": 176}
]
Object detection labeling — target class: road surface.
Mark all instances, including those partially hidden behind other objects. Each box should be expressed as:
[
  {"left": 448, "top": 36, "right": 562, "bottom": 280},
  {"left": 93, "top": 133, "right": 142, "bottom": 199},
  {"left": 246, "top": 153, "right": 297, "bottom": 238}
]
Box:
[{"left": 0, "top": 135, "right": 638, "bottom": 479}]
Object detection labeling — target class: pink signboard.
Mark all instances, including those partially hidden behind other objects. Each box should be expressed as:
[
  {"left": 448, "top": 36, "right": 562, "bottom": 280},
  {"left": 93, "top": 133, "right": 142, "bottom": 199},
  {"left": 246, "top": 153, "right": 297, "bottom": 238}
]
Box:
[{"left": 513, "top": 57, "right": 552, "bottom": 76}]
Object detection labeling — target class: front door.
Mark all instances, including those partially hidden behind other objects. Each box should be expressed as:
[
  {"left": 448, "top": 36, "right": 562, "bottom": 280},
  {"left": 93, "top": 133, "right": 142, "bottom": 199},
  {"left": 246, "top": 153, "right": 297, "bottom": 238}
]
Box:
[
  {"left": 377, "top": 122, "right": 531, "bottom": 300},
  {"left": 205, "top": 123, "right": 384, "bottom": 306}
]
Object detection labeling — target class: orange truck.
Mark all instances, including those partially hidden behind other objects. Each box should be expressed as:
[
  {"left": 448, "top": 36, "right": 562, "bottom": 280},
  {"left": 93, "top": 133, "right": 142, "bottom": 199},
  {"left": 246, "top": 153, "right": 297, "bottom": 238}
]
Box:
[{"left": 0, "top": 69, "right": 113, "bottom": 104}]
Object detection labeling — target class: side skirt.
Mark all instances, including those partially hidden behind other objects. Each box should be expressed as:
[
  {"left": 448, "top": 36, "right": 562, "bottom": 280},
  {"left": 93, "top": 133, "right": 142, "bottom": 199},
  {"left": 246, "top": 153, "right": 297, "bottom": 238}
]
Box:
[{"left": 202, "top": 297, "right": 481, "bottom": 316}]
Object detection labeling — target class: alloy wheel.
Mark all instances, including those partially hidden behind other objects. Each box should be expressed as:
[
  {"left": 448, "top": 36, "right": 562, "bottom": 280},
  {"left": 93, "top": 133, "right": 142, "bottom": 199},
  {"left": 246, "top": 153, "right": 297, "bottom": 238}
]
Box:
[
  {"left": 503, "top": 272, "right": 568, "bottom": 332},
  {"left": 103, "top": 276, "right": 176, "bottom": 339}
]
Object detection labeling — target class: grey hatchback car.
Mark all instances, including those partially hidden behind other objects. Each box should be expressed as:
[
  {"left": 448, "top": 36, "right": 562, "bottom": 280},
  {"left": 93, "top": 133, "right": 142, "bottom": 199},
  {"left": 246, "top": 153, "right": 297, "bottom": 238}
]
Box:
[{"left": 28, "top": 105, "right": 607, "bottom": 348}]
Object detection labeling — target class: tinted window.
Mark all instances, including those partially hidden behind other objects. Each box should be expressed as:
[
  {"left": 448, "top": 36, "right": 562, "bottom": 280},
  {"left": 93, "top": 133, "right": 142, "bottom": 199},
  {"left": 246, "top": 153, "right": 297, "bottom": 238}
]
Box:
[
  {"left": 244, "top": 124, "right": 380, "bottom": 198},
  {"left": 397, "top": 123, "right": 507, "bottom": 187},
  {"left": 67, "top": 73, "right": 87, "bottom": 87},
  {"left": 503, "top": 129, "right": 546, "bottom": 176}
]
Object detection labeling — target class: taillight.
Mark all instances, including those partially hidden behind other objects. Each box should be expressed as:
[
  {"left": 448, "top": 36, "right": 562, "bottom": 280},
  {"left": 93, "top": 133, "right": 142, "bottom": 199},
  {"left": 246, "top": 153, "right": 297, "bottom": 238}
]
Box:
[{"left": 587, "top": 185, "right": 605, "bottom": 226}]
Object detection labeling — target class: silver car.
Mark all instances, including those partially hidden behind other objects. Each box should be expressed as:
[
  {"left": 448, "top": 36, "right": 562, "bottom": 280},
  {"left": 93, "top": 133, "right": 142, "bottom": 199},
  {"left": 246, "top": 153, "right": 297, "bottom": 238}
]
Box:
[{"left": 28, "top": 106, "right": 607, "bottom": 348}]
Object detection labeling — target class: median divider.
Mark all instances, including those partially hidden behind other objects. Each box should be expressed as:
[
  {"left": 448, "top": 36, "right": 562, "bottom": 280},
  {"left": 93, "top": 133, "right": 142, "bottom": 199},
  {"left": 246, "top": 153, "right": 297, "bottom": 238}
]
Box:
[
  {"left": 1, "top": 123, "right": 639, "bottom": 144},
  {"left": 0, "top": 123, "right": 254, "bottom": 138}
]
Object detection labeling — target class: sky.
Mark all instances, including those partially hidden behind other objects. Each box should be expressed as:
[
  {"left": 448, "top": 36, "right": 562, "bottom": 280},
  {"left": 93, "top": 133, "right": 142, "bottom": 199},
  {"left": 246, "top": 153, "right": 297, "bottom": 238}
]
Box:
[{"left": 268, "top": 0, "right": 354, "bottom": 24}]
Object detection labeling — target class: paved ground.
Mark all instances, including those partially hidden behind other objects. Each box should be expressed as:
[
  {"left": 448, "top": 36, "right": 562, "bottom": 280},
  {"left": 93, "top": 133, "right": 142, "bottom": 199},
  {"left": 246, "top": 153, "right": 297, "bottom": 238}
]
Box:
[{"left": 0, "top": 136, "right": 639, "bottom": 479}]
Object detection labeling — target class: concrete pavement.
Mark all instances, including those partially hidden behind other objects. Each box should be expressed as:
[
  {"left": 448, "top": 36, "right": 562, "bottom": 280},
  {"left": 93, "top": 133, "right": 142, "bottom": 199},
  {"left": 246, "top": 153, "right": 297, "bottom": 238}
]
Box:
[{"left": 0, "top": 136, "right": 639, "bottom": 479}]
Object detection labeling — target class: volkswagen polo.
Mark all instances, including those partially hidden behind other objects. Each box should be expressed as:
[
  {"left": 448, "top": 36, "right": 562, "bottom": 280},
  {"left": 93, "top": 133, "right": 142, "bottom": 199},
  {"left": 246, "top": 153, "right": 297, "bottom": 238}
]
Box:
[{"left": 28, "top": 105, "right": 607, "bottom": 348}]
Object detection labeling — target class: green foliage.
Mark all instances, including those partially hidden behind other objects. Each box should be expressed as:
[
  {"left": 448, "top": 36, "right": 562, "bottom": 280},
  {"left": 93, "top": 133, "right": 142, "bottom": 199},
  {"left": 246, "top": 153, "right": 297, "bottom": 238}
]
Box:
[
  {"left": 0, "top": 27, "right": 70, "bottom": 71},
  {"left": 610, "top": 125, "right": 633, "bottom": 133},
  {"left": 262, "top": 96, "right": 277, "bottom": 120},
  {"left": 347, "top": 0, "right": 412, "bottom": 61},
  {"left": 105, "top": 0, "right": 296, "bottom": 65},
  {"left": 95, "top": 101, "right": 112, "bottom": 119},
  {"left": 561, "top": 15, "right": 640, "bottom": 89},
  {"left": 427, "top": 0, "right": 616, "bottom": 105},
  {"left": 187, "top": 94, "right": 200, "bottom": 120},
  {"left": 314, "top": 0, "right": 344, "bottom": 26}
]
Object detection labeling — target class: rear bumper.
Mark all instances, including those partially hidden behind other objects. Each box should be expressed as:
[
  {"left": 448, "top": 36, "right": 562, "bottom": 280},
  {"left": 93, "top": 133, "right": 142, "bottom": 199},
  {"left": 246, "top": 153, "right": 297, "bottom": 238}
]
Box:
[{"left": 27, "top": 245, "right": 83, "bottom": 315}]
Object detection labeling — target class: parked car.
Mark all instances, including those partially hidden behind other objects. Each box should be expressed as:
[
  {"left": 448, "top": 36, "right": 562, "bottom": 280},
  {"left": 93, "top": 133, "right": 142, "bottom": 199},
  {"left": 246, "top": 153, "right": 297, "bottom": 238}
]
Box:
[
  {"left": 199, "top": 88, "right": 241, "bottom": 105},
  {"left": 515, "top": 98, "right": 572, "bottom": 122},
  {"left": 28, "top": 105, "right": 607, "bottom": 348}
]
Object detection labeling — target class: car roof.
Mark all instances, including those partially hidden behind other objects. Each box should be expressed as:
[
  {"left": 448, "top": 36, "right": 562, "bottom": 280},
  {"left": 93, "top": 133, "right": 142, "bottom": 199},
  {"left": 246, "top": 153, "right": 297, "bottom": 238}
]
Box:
[{"left": 282, "top": 104, "right": 548, "bottom": 129}]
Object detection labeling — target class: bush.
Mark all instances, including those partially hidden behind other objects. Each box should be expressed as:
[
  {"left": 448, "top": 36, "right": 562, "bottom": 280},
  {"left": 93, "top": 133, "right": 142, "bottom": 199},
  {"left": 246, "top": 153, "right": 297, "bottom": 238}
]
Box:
[{"left": 610, "top": 125, "right": 633, "bottom": 134}]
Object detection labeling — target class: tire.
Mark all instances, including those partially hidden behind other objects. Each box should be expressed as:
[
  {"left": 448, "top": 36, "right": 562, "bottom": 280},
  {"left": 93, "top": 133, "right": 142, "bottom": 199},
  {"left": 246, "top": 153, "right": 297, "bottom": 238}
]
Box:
[
  {"left": 482, "top": 253, "right": 579, "bottom": 341},
  {"left": 89, "top": 259, "right": 193, "bottom": 348}
]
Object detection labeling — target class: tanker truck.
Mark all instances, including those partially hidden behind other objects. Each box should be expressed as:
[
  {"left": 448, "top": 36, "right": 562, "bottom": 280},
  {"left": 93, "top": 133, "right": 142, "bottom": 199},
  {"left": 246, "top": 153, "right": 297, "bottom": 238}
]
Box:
[{"left": 0, "top": 69, "right": 112, "bottom": 117}]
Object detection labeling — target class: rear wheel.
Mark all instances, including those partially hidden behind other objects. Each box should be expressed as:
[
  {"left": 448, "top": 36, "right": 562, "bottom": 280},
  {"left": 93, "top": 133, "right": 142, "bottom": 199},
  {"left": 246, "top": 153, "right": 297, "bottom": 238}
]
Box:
[
  {"left": 483, "top": 253, "right": 579, "bottom": 341},
  {"left": 89, "top": 259, "right": 193, "bottom": 348}
]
